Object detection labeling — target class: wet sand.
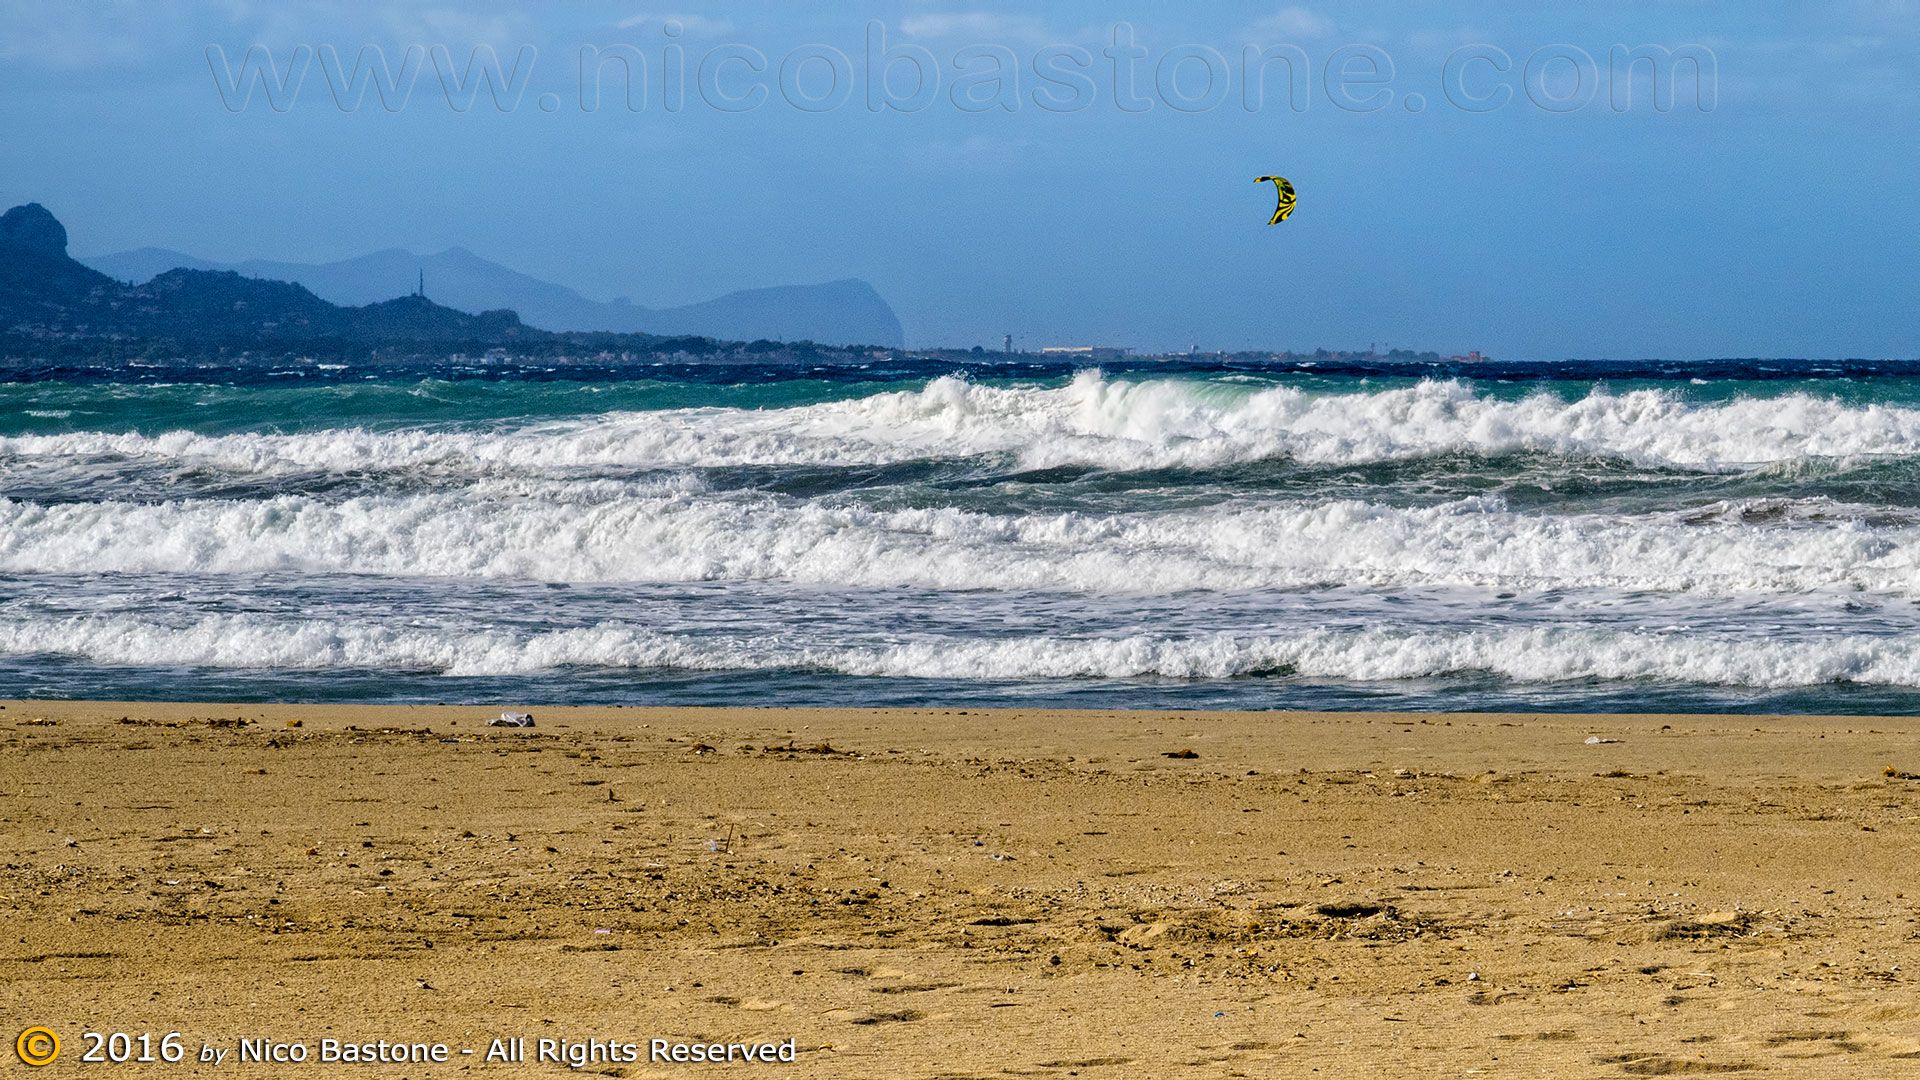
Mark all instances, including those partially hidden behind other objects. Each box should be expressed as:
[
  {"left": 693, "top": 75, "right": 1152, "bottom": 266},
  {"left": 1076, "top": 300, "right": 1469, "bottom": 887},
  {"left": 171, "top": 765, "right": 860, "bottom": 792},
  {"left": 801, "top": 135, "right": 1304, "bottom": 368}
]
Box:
[{"left": 5, "top": 699, "right": 1920, "bottom": 1076}]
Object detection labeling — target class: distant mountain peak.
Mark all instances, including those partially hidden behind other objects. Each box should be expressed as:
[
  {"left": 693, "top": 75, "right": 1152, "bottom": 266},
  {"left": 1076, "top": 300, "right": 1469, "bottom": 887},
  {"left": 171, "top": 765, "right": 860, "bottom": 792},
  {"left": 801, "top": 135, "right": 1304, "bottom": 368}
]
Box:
[
  {"left": 82, "top": 241, "right": 907, "bottom": 347},
  {"left": 0, "top": 203, "right": 68, "bottom": 258},
  {"left": 3, "top": 202, "right": 920, "bottom": 364},
  {"left": 0, "top": 202, "right": 545, "bottom": 351}
]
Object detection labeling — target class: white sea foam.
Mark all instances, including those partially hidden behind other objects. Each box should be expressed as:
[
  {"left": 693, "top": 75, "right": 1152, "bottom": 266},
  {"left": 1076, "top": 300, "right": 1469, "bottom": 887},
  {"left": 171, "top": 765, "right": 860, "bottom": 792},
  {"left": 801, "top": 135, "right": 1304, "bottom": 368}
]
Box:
[
  {"left": 3, "top": 613, "right": 1918, "bottom": 687},
  {"left": 7, "top": 375, "right": 1920, "bottom": 475},
  {"left": 1, "top": 490, "right": 1915, "bottom": 594}
]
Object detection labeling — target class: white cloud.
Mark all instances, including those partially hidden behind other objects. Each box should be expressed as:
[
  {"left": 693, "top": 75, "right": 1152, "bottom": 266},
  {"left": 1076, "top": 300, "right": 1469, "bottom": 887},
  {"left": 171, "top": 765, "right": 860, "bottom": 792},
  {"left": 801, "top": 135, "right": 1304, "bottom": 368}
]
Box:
[
  {"left": 0, "top": 2, "right": 181, "bottom": 69},
  {"left": 899, "top": 12, "right": 1051, "bottom": 41},
  {"left": 390, "top": 8, "right": 520, "bottom": 44},
  {"left": 1240, "top": 7, "right": 1334, "bottom": 41},
  {"left": 215, "top": 1, "right": 529, "bottom": 47},
  {"left": 0, "top": 1, "right": 548, "bottom": 70},
  {"left": 615, "top": 13, "right": 734, "bottom": 36},
  {"left": 1848, "top": 0, "right": 1920, "bottom": 31}
]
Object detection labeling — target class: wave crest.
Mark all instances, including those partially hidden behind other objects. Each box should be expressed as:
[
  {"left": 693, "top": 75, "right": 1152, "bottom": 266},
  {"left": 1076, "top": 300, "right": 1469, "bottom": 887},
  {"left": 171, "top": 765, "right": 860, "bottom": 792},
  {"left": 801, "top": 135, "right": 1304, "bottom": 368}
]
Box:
[
  {"left": 8, "top": 375, "right": 1920, "bottom": 476},
  {"left": 4, "top": 614, "right": 1918, "bottom": 688},
  {"left": 0, "top": 491, "right": 1913, "bottom": 594}
]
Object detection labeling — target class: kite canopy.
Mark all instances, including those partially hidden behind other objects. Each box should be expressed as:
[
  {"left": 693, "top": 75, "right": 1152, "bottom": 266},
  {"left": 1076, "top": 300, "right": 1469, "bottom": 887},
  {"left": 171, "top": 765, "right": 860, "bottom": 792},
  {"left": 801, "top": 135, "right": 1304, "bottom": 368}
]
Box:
[{"left": 1255, "top": 175, "right": 1295, "bottom": 224}]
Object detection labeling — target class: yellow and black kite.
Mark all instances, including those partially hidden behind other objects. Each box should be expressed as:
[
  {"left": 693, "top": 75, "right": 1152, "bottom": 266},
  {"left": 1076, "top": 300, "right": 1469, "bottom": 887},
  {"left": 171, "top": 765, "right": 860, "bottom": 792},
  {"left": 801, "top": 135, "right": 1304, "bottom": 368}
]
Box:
[{"left": 1255, "top": 175, "right": 1295, "bottom": 224}]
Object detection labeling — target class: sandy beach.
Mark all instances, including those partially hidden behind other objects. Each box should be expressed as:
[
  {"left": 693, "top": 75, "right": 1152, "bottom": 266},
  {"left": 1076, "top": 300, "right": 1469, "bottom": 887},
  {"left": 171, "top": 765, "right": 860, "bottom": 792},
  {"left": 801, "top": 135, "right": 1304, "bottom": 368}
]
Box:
[{"left": 5, "top": 699, "right": 1920, "bottom": 1077}]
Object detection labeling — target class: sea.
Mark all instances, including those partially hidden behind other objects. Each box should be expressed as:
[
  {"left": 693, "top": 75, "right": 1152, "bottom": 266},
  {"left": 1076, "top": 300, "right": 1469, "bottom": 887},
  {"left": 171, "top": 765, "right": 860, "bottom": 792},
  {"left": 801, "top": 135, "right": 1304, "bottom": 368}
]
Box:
[{"left": 6, "top": 354, "right": 1920, "bottom": 714}]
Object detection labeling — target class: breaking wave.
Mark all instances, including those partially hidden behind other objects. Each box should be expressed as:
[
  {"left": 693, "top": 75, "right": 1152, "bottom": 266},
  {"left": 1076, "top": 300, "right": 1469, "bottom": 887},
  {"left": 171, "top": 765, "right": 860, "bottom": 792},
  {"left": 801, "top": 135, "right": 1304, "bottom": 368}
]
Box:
[
  {"left": 0, "top": 490, "right": 1914, "bottom": 595},
  {"left": 8, "top": 374, "right": 1920, "bottom": 477},
  {"left": 15, "top": 364, "right": 1920, "bottom": 709},
  {"left": 4, "top": 613, "right": 1919, "bottom": 688}
]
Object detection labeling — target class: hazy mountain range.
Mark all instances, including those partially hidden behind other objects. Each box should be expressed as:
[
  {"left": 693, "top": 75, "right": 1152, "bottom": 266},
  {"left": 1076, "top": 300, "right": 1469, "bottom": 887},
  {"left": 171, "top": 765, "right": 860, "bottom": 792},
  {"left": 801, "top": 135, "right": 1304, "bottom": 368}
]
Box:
[
  {"left": 0, "top": 202, "right": 894, "bottom": 367},
  {"left": 1, "top": 202, "right": 536, "bottom": 349},
  {"left": 81, "top": 246, "right": 905, "bottom": 348}
]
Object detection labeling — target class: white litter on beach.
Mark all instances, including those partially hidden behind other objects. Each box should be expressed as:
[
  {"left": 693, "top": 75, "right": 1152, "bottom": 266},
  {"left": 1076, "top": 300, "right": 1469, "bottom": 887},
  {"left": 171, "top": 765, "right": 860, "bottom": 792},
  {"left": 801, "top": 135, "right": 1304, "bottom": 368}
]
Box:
[{"left": 488, "top": 711, "right": 535, "bottom": 728}]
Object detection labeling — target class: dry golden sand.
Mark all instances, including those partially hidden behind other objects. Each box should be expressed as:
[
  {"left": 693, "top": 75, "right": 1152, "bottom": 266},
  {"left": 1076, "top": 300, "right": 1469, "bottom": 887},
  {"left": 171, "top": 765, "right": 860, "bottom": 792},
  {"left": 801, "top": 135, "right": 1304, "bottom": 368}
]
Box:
[{"left": 5, "top": 700, "right": 1920, "bottom": 1077}]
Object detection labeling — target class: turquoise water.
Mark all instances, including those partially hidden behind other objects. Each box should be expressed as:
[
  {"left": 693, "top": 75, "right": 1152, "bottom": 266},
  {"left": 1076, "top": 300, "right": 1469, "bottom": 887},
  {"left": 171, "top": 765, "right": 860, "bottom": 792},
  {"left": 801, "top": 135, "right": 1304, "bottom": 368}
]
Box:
[{"left": 5, "top": 356, "right": 1920, "bottom": 713}]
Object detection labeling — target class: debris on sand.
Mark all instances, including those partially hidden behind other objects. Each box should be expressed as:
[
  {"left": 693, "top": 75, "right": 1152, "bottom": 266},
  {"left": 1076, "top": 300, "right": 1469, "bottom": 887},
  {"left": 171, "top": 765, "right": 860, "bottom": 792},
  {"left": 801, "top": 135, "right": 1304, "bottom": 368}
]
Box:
[
  {"left": 1315, "top": 901, "right": 1386, "bottom": 918},
  {"left": 488, "top": 712, "right": 535, "bottom": 728},
  {"left": 1164, "top": 748, "right": 1200, "bottom": 759},
  {"left": 762, "top": 741, "right": 852, "bottom": 755},
  {"left": 1649, "top": 910, "right": 1752, "bottom": 940}
]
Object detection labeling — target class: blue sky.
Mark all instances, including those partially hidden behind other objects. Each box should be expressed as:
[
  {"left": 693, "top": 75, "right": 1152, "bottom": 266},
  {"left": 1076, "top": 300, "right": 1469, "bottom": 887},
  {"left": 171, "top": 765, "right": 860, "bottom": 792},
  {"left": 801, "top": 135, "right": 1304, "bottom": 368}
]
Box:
[{"left": 3, "top": 2, "right": 1915, "bottom": 358}]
